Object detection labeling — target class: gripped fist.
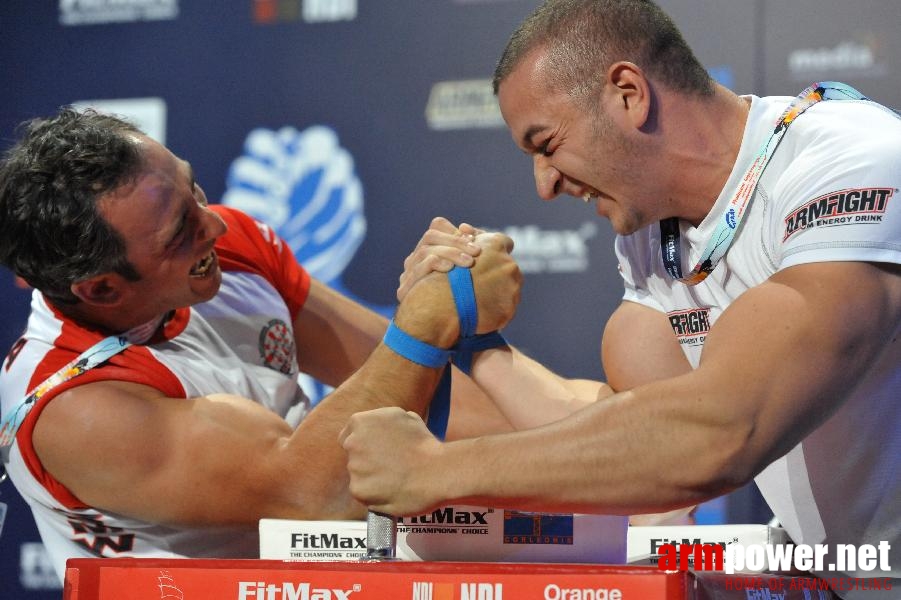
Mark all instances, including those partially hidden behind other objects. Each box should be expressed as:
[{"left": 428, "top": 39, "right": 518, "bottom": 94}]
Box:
[
  {"left": 339, "top": 407, "right": 444, "bottom": 516},
  {"left": 395, "top": 218, "right": 522, "bottom": 345}
]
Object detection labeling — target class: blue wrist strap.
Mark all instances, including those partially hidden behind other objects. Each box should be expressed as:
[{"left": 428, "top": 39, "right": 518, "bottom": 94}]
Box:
[
  {"left": 446, "top": 264, "right": 507, "bottom": 374},
  {"left": 381, "top": 265, "right": 508, "bottom": 441},
  {"left": 449, "top": 267, "right": 477, "bottom": 338},
  {"left": 383, "top": 320, "right": 453, "bottom": 368}
]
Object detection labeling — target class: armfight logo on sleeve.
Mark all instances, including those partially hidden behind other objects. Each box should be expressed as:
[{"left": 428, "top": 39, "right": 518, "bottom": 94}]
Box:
[
  {"left": 502, "top": 511, "right": 573, "bottom": 545},
  {"left": 783, "top": 187, "right": 893, "bottom": 241}
]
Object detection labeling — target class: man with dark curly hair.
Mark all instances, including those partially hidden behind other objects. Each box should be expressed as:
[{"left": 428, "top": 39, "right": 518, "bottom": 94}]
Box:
[{"left": 0, "top": 108, "right": 520, "bottom": 577}]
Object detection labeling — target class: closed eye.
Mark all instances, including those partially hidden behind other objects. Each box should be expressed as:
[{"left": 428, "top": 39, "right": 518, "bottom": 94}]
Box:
[
  {"left": 168, "top": 212, "right": 189, "bottom": 249},
  {"left": 538, "top": 139, "right": 554, "bottom": 157}
]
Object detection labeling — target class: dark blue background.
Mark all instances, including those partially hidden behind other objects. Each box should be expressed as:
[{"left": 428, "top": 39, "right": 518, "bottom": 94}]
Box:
[{"left": 1, "top": 1, "right": 898, "bottom": 596}]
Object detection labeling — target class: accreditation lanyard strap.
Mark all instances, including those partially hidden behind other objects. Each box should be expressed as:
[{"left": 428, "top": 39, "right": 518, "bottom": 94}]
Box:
[
  {"left": 660, "top": 81, "right": 869, "bottom": 285},
  {"left": 0, "top": 335, "right": 131, "bottom": 463}
]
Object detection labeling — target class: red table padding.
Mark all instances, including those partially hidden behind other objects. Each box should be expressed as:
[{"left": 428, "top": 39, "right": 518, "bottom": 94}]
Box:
[{"left": 63, "top": 558, "right": 841, "bottom": 599}]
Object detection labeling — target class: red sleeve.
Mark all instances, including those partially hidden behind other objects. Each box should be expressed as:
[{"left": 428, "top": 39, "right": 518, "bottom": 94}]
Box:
[
  {"left": 211, "top": 205, "right": 311, "bottom": 321},
  {"left": 18, "top": 344, "right": 186, "bottom": 509}
]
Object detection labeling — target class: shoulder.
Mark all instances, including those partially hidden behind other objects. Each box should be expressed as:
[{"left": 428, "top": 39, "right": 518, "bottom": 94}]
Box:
[
  {"left": 211, "top": 204, "right": 296, "bottom": 274},
  {"left": 40, "top": 380, "right": 166, "bottom": 430},
  {"left": 751, "top": 91, "right": 900, "bottom": 149},
  {"left": 212, "top": 205, "right": 283, "bottom": 257},
  {"left": 763, "top": 96, "right": 901, "bottom": 209},
  {"left": 26, "top": 379, "right": 169, "bottom": 508},
  {"left": 787, "top": 98, "right": 901, "bottom": 162},
  {"left": 210, "top": 204, "right": 311, "bottom": 316}
]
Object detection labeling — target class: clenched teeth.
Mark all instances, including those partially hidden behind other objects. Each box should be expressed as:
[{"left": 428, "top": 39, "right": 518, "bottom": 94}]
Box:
[{"left": 189, "top": 252, "right": 214, "bottom": 277}]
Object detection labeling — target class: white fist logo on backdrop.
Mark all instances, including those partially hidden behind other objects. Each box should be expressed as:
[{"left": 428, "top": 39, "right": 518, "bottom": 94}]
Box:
[
  {"left": 223, "top": 125, "right": 366, "bottom": 284},
  {"left": 223, "top": 125, "right": 392, "bottom": 404}
]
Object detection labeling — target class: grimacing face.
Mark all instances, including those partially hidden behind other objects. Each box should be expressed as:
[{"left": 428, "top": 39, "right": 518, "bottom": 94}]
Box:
[
  {"left": 95, "top": 134, "right": 228, "bottom": 323},
  {"left": 497, "top": 52, "right": 657, "bottom": 235}
]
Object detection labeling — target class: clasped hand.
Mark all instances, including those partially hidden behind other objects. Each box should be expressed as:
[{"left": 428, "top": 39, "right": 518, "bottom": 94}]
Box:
[
  {"left": 396, "top": 217, "right": 522, "bottom": 338},
  {"left": 340, "top": 217, "right": 523, "bottom": 515}
]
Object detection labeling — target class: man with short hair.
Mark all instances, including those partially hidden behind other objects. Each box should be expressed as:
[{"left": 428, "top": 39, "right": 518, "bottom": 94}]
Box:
[{"left": 340, "top": 1, "right": 900, "bottom": 594}]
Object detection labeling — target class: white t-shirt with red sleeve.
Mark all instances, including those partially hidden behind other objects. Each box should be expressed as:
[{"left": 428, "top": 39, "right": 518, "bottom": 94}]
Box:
[{"left": 1, "top": 205, "right": 312, "bottom": 577}]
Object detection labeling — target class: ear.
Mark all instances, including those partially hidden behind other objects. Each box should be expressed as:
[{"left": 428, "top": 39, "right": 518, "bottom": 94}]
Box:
[
  {"left": 604, "top": 61, "right": 651, "bottom": 129},
  {"left": 70, "top": 274, "right": 124, "bottom": 306}
]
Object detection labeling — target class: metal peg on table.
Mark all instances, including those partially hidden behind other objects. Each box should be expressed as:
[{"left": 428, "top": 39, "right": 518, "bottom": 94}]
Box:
[{"left": 362, "top": 510, "right": 398, "bottom": 561}]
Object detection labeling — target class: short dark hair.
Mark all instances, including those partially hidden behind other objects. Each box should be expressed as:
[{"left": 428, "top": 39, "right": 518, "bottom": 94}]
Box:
[
  {"left": 0, "top": 108, "right": 144, "bottom": 305},
  {"left": 493, "top": 0, "right": 714, "bottom": 101}
]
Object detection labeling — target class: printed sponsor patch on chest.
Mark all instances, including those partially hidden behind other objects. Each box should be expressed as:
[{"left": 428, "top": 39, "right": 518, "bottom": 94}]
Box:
[
  {"left": 668, "top": 308, "right": 711, "bottom": 346},
  {"left": 259, "top": 319, "right": 295, "bottom": 374},
  {"left": 783, "top": 187, "right": 893, "bottom": 241}
]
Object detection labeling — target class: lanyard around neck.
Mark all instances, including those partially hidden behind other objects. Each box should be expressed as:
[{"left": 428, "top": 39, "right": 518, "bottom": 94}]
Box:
[
  {"left": 660, "top": 81, "right": 869, "bottom": 286},
  {"left": 0, "top": 335, "right": 131, "bottom": 464}
]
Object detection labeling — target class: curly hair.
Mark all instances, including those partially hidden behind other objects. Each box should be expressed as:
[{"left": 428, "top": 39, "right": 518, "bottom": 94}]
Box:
[
  {"left": 0, "top": 108, "right": 145, "bottom": 305},
  {"left": 493, "top": 0, "right": 713, "bottom": 102}
]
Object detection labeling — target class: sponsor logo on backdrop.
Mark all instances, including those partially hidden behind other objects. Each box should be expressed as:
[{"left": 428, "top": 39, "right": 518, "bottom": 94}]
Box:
[
  {"left": 253, "top": 0, "right": 357, "bottom": 23},
  {"left": 788, "top": 36, "right": 889, "bottom": 79},
  {"left": 783, "top": 187, "right": 893, "bottom": 241},
  {"left": 71, "top": 97, "right": 167, "bottom": 145},
  {"left": 223, "top": 125, "right": 367, "bottom": 287},
  {"left": 59, "top": 0, "right": 178, "bottom": 26},
  {"left": 503, "top": 511, "right": 574, "bottom": 545},
  {"left": 501, "top": 222, "right": 597, "bottom": 274},
  {"left": 426, "top": 79, "right": 506, "bottom": 130},
  {"left": 223, "top": 125, "right": 391, "bottom": 405},
  {"left": 302, "top": 0, "right": 356, "bottom": 22},
  {"left": 19, "top": 542, "right": 62, "bottom": 590}
]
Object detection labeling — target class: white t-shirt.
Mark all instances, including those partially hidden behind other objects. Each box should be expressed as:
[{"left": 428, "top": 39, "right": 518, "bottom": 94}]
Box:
[
  {"left": 616, "top": 92, "right": 900, "bottom": 592},
  {"left": 0, "top": 206, "right": 312, "bottom": 578}
]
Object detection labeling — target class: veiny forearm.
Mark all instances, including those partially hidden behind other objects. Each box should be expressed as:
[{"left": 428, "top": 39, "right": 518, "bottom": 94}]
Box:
[
  {"left": 274, "top": 277, "right": 460, "bottom": 519},
  {"left": 425, "top": 373, "right": 749, "bottom": 515},
  {"left": 270, "top": 343, "right": 446, "bottom": 519},
  {"left": 355, "top": 263, "right": 901, "bottom": 518}
]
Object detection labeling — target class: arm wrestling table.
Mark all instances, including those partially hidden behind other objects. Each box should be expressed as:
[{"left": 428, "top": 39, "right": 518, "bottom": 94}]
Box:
[{"left": 63, "top": 558, "right": 840, "bottom": 599}]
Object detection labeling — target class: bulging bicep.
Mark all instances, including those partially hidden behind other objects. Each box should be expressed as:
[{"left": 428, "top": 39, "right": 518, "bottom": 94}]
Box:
[{"left": 602, "top": 301, "right": 692, "bottom": 392}]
